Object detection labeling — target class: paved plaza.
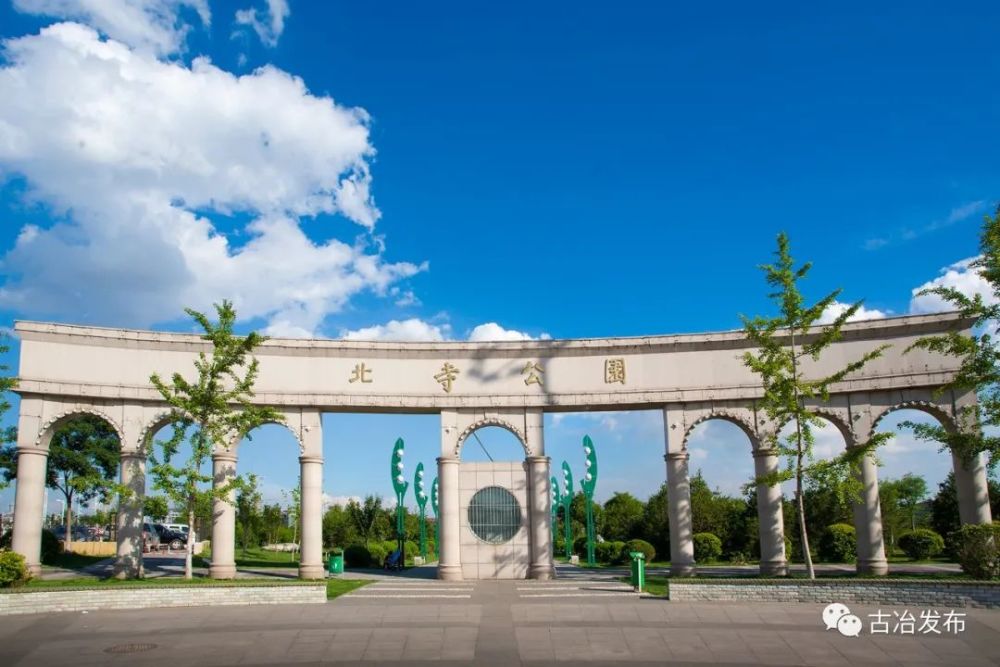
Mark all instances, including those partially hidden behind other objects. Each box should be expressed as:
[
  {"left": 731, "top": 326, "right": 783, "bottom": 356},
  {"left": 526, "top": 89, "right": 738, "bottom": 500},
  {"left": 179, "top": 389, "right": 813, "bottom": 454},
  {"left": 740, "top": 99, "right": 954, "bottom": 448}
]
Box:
[{"left": 2, "top": 568, "right": 998, "bottom": 666}]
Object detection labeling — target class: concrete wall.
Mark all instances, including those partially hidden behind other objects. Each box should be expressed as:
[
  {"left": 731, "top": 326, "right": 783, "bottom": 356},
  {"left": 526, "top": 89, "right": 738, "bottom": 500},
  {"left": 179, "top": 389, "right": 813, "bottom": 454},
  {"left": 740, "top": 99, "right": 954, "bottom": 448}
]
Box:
[
  {"left": 459, "top": 462, "right": 530, "bottom": 579},
  {"left": 0, "top": 584, "right": 326, "bottom": 616},
  {"left": 668, "top": 580, "right": 1000, "bottom": 608}
]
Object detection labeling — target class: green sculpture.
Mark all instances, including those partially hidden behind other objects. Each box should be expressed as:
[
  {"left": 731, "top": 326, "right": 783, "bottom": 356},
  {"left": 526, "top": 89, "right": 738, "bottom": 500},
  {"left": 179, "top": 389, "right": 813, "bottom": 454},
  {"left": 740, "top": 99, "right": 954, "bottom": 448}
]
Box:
[
  {"left": 414, "top": 462, "right": 429, "bottom": 560},
  {"left": 550, "top": 475, "right": 561, "bottom": 554},
  {"left": 560, "top": 461, "right": 574, "bottom": 559},
  {"left": 390, "top": 437, "right": 409, "bottom": 563},
  {"left": 431, "top": 477, "right": 440, "bottom": 559},
  {"left": 581, "top": 435, "right": 599, "bottom": 566}
]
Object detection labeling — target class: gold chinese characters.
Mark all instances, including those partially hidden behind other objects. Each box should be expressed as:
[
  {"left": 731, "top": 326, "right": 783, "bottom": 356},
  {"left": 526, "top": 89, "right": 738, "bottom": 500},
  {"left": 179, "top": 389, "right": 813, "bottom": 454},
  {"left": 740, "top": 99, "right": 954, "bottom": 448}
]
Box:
[
  {"left": 605, "top": 358, "right": 626, "bottom": 384},
  {"left": 348, "top": 362, "right": 373, "bottom": 384},
  {"left": 434, "top": 362, "right": 460, "bottom": 393},
  {"left": 522, "top": 361, "right": 544, "bottom": 386}
]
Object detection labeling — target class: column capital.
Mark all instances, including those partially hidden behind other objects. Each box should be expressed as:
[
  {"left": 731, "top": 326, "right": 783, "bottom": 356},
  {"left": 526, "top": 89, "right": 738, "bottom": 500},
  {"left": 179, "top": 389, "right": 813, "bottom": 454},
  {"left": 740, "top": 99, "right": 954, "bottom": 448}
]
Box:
[
  {"left": 15, "top": 447, "right": 48, "bottom": 458},
  {"left": 525, "top": 455, "right": 550, "bottom": 465},
  {"left": 212, "top": 451, "right": 238, "bottom": 463},
  {"left": 436, "top": 456, "right": 460, "bottom": 466},
  {"left": 120, "top": 450, "right": 147, "bottom": 462},
  {"left": 752, "top": 447, "right": 779, "bottom": 459},
  {"left": 298, "top": 455, "right": 323, "bottom": 465},
  {"left": 664, "top": 451, "right": 689, "bottom": 462}
]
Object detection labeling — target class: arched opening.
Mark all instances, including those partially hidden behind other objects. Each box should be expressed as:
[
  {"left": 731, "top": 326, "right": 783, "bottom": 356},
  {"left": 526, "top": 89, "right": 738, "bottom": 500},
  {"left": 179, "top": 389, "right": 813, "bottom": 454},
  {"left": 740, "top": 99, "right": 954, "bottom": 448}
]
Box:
[
  {"left": 458, "top": 425, "right": 525, "bottom": 462},
  {"left": 874, "top": 407, "right": 993, "bottom": 560},
  {"left": 683, "top": 418, "right": 759, "bottom": 565},
  {"left": 229, "top": 422, "right": 304, "bottom": 571}
]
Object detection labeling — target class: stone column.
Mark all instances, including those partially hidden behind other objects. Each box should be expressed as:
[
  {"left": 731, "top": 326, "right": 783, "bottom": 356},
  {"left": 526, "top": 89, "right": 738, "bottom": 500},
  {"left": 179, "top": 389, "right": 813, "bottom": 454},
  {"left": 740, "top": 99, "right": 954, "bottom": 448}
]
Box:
[
  {"left": 437, "top": 456, "right": 462, "bottom": 580},
  {"left": 753, "top": 447, "right": 787, "bottom": 576},
  {"left": 665, "top": 451, "right": 695, "bottom": 576},
  {"left": 298, "top": 455, "right": 325, "bottom": 579},
  {"left": 11, "top": 447, "right": 48, "bottom": 577},
  {"left": 526, "top": 455, "right": 554, "bottom": 580},
  {"left": 210, "top": 451, "right": 238, "bottom": 579},
  {"left": 114, "top": 452, "right": 146, "bottom": 579},
  {"left": 953, "top": 451, "right": 993, "bottom": 525},
  {"left": 851, "top": 449, "right": 888, "bottom": 575}
]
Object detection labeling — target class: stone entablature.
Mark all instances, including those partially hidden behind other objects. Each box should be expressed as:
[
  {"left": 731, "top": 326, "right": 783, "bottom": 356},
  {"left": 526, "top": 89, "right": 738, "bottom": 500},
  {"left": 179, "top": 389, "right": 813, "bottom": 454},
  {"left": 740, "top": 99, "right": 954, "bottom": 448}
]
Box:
[{"left": 12, "top": 313, "right": 971, "bottom": 411}]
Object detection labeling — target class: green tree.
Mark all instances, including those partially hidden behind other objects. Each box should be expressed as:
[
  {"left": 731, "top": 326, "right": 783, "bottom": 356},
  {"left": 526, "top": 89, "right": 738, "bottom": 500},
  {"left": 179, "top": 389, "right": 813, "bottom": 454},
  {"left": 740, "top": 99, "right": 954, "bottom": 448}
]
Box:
[
  {"left": 905, "top": 205, "right": 1000, "bottom": 468},
  {"left": 4, "top": 415, "right": 122, "bottom": 552},
  {"left": 930, "top": 472, "right": 1000, "bottom": 547},
  {"left": 236, "top": 473, "right": 263, "bottom": 554},
  {"left": 261, "top": 503, "right": 284, "bottom": 545},
  {"left": 0, "top": 333, "right": 17, "bottom": 489},
  {"left": 149, "top": 301, "right": 283, "bottom": 579},
  {"left": 347, "top": 495, "right": 384, "bottom": 547},
  {"left": 143, "top": 495, "right": 170, "bottom": 522},
  {"left": 602, "top": 492, "right": 644, "bottom": 541},
  {"left": 742, "top": 233, "right": 891, "bottom": 579},
  {"left": 894, "top": 473, "right": 929, "bottom": 531},
  {"left": 570, "top": 492, "right": 603, "bottom": 538},
  {"left": 322, "top": 503, "right": 358, "bottom": 548},
  {"left": 640, "top": 483, "right": 670, "bottom": 559},
  {"left": 281, "top": 480, "right": 301, "bottom": 554}
]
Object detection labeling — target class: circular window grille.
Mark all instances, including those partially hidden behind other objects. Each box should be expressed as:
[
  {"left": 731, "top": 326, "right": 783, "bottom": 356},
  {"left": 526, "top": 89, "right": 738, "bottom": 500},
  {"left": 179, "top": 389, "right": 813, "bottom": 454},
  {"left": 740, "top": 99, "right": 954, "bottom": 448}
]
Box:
[{"left": 468, "top": 486, "right": 522, "bottom": 544}]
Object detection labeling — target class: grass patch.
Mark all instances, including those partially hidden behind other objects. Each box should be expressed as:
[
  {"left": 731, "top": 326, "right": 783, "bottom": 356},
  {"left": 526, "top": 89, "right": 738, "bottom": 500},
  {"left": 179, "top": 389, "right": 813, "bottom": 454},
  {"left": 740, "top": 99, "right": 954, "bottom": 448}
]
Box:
[
  {"left": 619, "top": 575, "right": 668, "bottom": 597},
  {"left": 3, "top": 576, "right": 322, "bottom": 594},
  {"left": 326, "top": 578, "right": 372, "bottom": 599}
]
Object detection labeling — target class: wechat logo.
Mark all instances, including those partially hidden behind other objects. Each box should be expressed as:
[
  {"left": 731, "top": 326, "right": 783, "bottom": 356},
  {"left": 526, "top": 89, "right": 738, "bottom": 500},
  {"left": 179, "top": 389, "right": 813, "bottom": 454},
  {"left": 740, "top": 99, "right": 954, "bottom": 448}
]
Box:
[{"left": 823, "top": 603, "right": 862, "bottom": 637}]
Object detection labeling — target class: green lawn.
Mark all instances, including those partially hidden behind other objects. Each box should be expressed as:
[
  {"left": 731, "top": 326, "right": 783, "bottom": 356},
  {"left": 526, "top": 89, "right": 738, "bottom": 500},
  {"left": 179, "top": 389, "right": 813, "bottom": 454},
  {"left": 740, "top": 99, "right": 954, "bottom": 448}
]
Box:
[
  {"left": 326, "top": 578, "right": 371, "bottom": 599},
  {"left": 618, "top": 575, "right": 668, "bottom": 597},
  {"left": 197, "top": 546, "right": 300, "bottom": 568}
]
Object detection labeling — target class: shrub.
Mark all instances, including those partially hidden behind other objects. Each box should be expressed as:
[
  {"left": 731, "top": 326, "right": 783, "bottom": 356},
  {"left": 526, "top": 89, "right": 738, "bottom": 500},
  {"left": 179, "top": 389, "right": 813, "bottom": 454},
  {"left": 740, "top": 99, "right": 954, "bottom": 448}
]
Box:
[
  {"left": 624, "top": 538, "right": 656, "bottom": 563},
  {"left": 368, "top": 542, "right": 389, "bottom": 566},
  {"left": 728, "top": 551, "right": 750, "bottom": 565},
  {"left": 404, "top": 540, "right": 419, "bottom": 559},
  {"left": 343, "top": 544, "right": 371, "bottom": 568},
  {"left": 693, "top": 533, "right": 722, "bottom": 563},
  {"left": 0, "top": 551, "right": 30, "bottom": 588},
  {"left": 818, "top": 524, "right": 856, "bottom": 563},
  {"left": 898, "top": 529, "right": 944, "bottom": 561},
  {"left": 573, "top": 535, "right": 589, "bottom": 556},
  {"left": 0, "top": 529, "right": 62, "bottom": 565},
  {"left": 951, "top": 523, "right": 1000, "bottom": 580},
  {"left": 595, "top": 540, "right": 625, "bottom": 564}
]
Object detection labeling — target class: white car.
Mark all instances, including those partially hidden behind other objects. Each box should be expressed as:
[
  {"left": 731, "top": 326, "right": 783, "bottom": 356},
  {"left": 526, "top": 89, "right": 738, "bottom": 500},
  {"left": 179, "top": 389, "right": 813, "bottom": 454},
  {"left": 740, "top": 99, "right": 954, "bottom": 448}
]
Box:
[{"left": 164, "top": 524, "right": 196, "bottom": 541}]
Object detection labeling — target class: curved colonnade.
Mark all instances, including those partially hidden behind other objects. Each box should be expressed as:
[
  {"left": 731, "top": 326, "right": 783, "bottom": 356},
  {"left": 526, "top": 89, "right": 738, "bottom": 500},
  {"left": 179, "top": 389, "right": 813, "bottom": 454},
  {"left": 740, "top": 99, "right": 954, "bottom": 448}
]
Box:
[{"left": 7, "top": 312, "right": 992, "bottom": 579}]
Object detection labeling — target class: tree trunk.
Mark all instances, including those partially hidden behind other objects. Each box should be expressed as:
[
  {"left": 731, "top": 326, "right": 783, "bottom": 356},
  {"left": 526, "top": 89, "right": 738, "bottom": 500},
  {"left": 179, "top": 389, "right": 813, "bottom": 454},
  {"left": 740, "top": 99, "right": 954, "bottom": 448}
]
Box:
[
  {"left": 64, "top": 495, "right": 73, "bottom": 554},
  {"left": 185, "top": 506, "right": 194, "bottom": 579},
  {"left": 789, "top": 329, "right": 815, "bottom": 579}
]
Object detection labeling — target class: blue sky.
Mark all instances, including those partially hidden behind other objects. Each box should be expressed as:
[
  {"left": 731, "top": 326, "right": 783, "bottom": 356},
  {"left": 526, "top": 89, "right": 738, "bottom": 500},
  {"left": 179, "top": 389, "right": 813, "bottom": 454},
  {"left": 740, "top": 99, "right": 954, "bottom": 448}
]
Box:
[{"left": 0, "top": 1, "right": 996, "bottom": 514}]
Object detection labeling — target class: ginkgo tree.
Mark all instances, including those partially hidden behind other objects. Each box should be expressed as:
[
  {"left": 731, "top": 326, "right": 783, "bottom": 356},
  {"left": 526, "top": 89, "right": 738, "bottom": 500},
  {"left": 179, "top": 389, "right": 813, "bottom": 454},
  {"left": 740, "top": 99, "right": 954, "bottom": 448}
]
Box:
[
  {"left": 149, "top": 301, "right": 282, "bottom": 579},
  {"left": 742, "top": 233, "right": 892, "bottom": 579}
]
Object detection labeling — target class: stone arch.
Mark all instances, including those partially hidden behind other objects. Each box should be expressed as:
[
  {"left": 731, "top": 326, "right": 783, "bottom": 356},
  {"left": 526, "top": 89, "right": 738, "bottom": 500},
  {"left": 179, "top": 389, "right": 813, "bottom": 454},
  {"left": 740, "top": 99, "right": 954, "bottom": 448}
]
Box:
[
  {"left": 35, "top": 407, "right": 126, "bottom": 450},
  {"left": 869, "top": 401, "right": 956, "bottom": 440},
  {"left": 455, "top": 418, "right": 528, "bottom": 459},
  {"left": 681, "top": 410, "right": 758, "bottom": 451},
  {"left": 234, "top": 419, "right": 305, "bottom": 455},
  {"left": 808, "top": 409, "right": 855, "bottom": 446},
  {"left": 139, "top": 411, "right": 178, "bottom": 455}
]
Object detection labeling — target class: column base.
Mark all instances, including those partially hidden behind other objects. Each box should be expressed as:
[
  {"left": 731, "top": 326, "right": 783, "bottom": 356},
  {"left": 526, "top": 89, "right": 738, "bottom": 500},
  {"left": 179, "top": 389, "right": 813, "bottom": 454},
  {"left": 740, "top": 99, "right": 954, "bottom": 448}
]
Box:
[
  {"left": 210, "top": 563, "right": 237, "bottom": 579},
  {"left": 298, "top": 563, "right": 326, "bottom": 580},
  {"left": 529, "top": 564, "right": 556, "bottom": 580},
  {"left": 856, "top": 559, "right": 888, "bottom": 576},
  {"left": 671, "top": 561, "right": 696, "bottom": 577},
  {"left": 27, "top": 563, "right": 41, "bottom": 578},
  {"left": 437, "top": 564, "right": 464, "bottom": 581},
  {"left": 759, "top": 560, "right": 788, "bottom": 577}
]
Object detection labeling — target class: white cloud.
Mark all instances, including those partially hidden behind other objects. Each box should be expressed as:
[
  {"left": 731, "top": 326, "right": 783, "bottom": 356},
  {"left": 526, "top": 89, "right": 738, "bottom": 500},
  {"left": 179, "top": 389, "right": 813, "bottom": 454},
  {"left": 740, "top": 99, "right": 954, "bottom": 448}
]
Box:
[
  {"left": 13, "top": 0, "right": 210, "bottom": 55},
  {"left": 864, "top": 200, "right": 990, "bottom": 250},
  {"left": 340, "top": 318, "right": 450, "bottom": 342},
  {"left": 818, "top": 301, "right": 890, "bottom": 325},
  {"left": 0, "top": 22, "right": 425, "bottom": 336},
  {"left": 467, "top": 322, "right": 550, "bottom": 341},
  {"left": 234, "top": 0, "right": 289, "bottom": 47},
  {"left": 909, "top": 256, "right": 996, "bottom": 314}
]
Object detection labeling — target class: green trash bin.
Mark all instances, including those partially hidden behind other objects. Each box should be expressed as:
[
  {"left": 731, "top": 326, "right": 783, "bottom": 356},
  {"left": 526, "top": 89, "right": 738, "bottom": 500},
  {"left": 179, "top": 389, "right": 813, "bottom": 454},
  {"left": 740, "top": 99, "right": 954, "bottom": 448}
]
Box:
[
  {"left": 629, "top": 551, "right": 645, "bottom": 592},
  {"left": 328, "top": 551, "right": 344, "bottom": 575}
]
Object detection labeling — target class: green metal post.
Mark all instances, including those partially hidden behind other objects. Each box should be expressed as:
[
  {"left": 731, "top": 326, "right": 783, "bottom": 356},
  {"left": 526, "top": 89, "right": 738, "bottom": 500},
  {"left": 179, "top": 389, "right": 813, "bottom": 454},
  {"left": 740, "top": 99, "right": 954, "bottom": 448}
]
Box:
[
  {"left": 415, "top": 462, "right": 429, "bottom": 560},
  {"left": 390, "top": 438, "right": 409, "bottom": 565},
  {"left": 550, "top": 475, "right": 560, "bottom": 555},
  {"left": 561, "top": 461, "right": 574, "bottom": 559},
  {"left": 581, "top": 436, "right": 599, "bottom": 567},
  {"left": 431, "top": 477, "right": 440, "bottom": 559}
]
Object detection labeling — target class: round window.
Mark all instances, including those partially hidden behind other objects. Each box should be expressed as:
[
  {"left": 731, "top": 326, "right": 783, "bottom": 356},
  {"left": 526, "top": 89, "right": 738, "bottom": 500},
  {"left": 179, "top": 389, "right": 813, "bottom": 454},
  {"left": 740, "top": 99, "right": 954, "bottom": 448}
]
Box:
[{"left": 468, "top": 486, "right": 522, "bottom": 544}]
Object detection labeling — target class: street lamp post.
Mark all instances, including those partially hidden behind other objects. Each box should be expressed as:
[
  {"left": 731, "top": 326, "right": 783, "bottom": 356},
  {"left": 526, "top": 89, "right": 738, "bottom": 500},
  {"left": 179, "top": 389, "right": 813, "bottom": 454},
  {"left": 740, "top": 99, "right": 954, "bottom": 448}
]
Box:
[
  {"left": 390, "top": 438, "right": 409, "bottom": 565},
  {"left": 560, "top": 461, "right": 574, "bottom": 559},
  {"left": 414, "top": 462, "right": 429, "bottom": 560},
  {"left": 581, "top": 435, "right": 599, "bottom": 567}
]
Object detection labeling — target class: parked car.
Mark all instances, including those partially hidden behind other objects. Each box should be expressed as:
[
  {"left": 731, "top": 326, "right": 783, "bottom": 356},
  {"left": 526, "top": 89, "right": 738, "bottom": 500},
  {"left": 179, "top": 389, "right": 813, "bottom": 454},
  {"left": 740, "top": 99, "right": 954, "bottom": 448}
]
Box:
[
  {"left": 153, "top": 524, "right": 187, "bottom": 550},
  {"left": 50, "top": 525, "right": 90, "bottom": 542},
  {"left": 142, "top": 522, "right": 161, "bottom": 552}
]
